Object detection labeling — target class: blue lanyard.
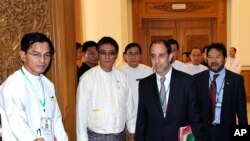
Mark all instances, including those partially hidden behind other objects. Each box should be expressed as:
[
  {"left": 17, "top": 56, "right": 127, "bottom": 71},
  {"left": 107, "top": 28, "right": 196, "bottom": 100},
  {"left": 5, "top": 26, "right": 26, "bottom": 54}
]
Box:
[
  {"left": 209, "top": 77, "right": 225, "bottom": 103},
  {"left": 20, "top": 68, "right": 46, "bottom": 109}
]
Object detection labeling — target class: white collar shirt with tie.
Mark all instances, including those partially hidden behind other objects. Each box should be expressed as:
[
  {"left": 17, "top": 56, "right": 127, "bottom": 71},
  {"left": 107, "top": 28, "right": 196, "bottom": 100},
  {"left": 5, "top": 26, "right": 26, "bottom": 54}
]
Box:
[{"left": 156, "top": 67, "right": 173, "bottom": 117}]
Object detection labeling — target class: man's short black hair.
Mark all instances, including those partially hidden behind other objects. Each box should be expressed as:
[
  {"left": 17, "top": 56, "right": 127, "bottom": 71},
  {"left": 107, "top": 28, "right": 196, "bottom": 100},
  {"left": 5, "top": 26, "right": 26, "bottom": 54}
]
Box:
[
  {"left": 124, "top": 43, "right": 142, "bottom": 54},
  {"left": 82, "top": 41, "right": 97, "bottom": 53},
  {"left": 76, "top": 42, "right": 82, "bottom": 49},
  {"left": 230, "top": 47, "right": 237, "bottom": 52},
  {"left": 182, "top": 52, "right": 190, "bottom": 57},
  {"left": 150, "top": 39, "right": 172, "bottom": 54},
  {"left": 21, "top": 32, "right": 54, "bottom": 55},
  {"left": 97, "top": 36, "right": 119, "bottom": 52},
  {"left": 167, "top": 39, "right": 179, "bottom": 51},
  {"left": 202, "top": 45, "right": 209, "bottom": 53},
  {"left": 207, "top": 43, "right": 227, "bottom": 58}
]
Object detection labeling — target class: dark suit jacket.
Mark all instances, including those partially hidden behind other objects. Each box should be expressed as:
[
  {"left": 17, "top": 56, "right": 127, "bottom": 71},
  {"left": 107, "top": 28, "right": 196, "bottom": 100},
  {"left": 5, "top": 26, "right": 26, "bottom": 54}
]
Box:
[
  {"left": 193, "top": 69, "right": 248, "bottom": 140},
  {"left": 77, "top": 62, "right": 91, "bottom": 80},
  {"left": 135, "top": 69, "right": 206, "bottom": 141}
]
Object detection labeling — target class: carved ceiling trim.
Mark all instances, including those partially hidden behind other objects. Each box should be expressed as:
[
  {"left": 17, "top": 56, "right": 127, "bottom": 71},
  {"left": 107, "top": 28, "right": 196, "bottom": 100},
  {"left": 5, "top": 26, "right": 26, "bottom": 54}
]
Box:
[{"left": 146, "top": 2, "right": 212, "bottom": 13}]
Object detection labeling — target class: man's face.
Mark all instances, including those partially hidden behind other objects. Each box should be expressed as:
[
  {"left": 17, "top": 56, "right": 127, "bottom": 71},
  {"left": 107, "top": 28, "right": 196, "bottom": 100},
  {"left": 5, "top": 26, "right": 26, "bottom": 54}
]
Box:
[
  {"left": 190, "top": 49, "right": 202, "bottom": 65},
  {"left": 125, "top": 47, "right": 141, "bottom": 68},
  {"left": 229, "top": 48, "right": 236, "bottom": 58},
  {"left": 98, "top": 44, "right": 117, "bottom": 72},
  {"left": 170, "top": 44, "right": 178, "bottom": 61},
  {"left": 84, "top": 46, "right": 98, "bottom": 66},
  {"left": 150, "top": 42, "right": 172, "bottom": 77},
  {"left": 207, "top": 48, "right": 226, "bottom": 73},
  {"left": 77, "top": 47, "right": 82, "bottom": 60},
  {"left": 182, "top": 54, "right": 190, "bottom": 63},
  {"left": 20, "top": 42, "right": 52, "bottom": 76}
]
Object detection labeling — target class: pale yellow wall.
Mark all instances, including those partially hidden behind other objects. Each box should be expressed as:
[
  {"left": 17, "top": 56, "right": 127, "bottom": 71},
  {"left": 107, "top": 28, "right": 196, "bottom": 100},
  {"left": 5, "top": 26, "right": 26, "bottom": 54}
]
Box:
[
  {"left": 81, "top": 0, "right": 131, "bottom": 66},
  {"left": 79, "top": 0, "right": 250, "bottom": 68},
  {"left": 228, "top": 0, "right": 250, "bottom": 68}
]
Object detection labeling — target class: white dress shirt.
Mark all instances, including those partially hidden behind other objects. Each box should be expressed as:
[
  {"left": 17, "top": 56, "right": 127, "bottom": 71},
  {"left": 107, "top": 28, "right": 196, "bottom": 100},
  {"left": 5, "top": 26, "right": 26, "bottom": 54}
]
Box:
[
  {"left": 186, "top": 64, "right": 208, "bottom": 75},
  {"left": 225, "top": 57, "right": 242, "bottom": 74},
  {"left": 156, "top": 67, "right": 173, "bottom": 116},
  {"left": 171, "top": 60, "right": 189, "bottom": 73},
  {"left": 1, "top": 83, "right": 17, "bottom": 141},
  {"left": 76, "top": 66, "right": 136, "bottom": 141},
  {"left": 119, "top": 64, "right": 153, "bottom": 117},
  {"left": 0, "top": 66, "right": 68, "bottom": 141}
]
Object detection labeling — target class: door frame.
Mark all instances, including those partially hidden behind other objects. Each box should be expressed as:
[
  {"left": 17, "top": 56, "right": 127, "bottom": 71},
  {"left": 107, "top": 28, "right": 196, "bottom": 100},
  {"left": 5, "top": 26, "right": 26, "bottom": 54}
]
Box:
[{"left": 132, "top": 0, "right": 227, "bottom": 65}]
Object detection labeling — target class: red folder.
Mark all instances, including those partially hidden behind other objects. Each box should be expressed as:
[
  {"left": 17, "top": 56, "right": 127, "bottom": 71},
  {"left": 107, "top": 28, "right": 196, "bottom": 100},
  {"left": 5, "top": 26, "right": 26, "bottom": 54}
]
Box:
[{"left": 178, "top": 125, "right": 195, "bottom": 141}]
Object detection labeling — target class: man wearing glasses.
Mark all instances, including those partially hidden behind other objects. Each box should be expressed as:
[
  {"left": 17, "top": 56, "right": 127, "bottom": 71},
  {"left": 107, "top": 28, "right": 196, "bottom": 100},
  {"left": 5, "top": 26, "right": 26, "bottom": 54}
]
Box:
[
  {"left": 119, "top": 43, "right": 153, "bottom": 119},
  {"left": 0, "top": 32, "right": 68, "bottom": 141},
  {"left": 77, "top": 36, "right": 136, "bottom": 141},
  {"left": 194, "top": 43, "right": 248, "bottom": 141}
]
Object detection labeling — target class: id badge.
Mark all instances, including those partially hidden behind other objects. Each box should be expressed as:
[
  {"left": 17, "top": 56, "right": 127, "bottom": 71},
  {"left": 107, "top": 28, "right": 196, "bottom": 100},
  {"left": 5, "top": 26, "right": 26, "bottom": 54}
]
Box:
[
  {"left": 41, "top": 117, "right": 52, "bottom": 135},
  {"left": 216, "top": 102, "right": 222, "bottom": 108}
]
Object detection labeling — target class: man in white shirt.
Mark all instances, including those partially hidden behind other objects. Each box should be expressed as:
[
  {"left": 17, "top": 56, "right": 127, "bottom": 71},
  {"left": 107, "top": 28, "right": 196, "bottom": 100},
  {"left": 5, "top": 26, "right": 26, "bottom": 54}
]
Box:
[
  {"left": 187, "top": 48, "right": 208, "bottom": 75},
  {"left": 119, "top": 43, "right": 153, "bottom": 118},
  {"left": 167, "top": 39, "right": 189, "bottom": 73},
  {"left": 0, "top": 32, "right": 68, "bottom": 141},
  {"left": 76, "top": 37, "right": 136, "bottom": 141},
  {"left": 225, "top": 47, "right": 242, "bottom": 74}
]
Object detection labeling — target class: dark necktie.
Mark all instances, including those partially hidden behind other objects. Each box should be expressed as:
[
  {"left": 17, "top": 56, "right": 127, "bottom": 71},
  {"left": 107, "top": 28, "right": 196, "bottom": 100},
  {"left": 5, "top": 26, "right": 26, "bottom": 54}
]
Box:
[{"left": 209, "top": 74, "right": 219, "bottom": 122}]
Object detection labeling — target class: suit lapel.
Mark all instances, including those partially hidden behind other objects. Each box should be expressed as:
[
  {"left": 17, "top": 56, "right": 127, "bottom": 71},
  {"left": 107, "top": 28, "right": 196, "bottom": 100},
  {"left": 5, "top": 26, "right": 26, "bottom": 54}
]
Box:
[
  {"left": 202, "top": 71, "right": 210, "bottom": 106},
  {"left": 165, "top": 69, "right": 178, "bottom": 118},
  {"left": 220, "top": 70, "right": 232, "bottom": 123}
]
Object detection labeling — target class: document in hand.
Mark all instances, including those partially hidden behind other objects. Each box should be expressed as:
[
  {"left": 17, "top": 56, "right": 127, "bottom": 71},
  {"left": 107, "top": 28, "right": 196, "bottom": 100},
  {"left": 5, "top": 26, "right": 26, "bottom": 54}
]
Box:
[{"left": 178, "top": 125, "right": 195, "bottom": 141}]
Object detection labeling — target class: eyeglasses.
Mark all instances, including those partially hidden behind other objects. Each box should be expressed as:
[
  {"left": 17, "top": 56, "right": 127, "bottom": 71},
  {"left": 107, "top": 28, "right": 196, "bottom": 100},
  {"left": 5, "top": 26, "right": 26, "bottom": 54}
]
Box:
[
  {"left": 86, "top": 51, "right": 98, "bottom": 56},
  {"left": 127, "top": 52, "right": 140, "bottom": 57},
  {"left": 27, "top": 52, "right": 52, "bottom": 60},
  {"left": 207, "top": 55, "right": 223, "bottom": 60},
  {"left": 98, "top": 50, "right": 117, "bottom": 56}
]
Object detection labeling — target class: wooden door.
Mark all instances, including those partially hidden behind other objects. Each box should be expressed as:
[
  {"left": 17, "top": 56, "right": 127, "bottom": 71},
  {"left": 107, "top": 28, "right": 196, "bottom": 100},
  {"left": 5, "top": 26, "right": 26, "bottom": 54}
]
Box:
[
  {"left": 132, "top": 0, "right": 227, "bottom": 66},
  {"left": 179, "top": 20, "right": 214, "bottom": 53},
  {"left": 144, "top": 19, "right": 214, "bottom": 65}
]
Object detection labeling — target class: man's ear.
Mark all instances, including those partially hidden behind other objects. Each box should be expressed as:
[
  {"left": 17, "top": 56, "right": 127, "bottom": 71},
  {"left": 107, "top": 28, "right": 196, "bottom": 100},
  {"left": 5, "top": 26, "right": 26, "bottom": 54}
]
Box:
[
  {"left": 168, "top": 53, "right": 173, "bottom": 63},
  {"left": 19, "top": 51, "right": 26, "bottom": 62}
]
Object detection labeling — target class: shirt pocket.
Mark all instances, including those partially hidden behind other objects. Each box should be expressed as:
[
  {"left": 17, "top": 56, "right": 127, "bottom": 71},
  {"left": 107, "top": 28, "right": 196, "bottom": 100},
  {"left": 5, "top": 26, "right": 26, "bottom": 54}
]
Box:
[{"left": 88, "top": 108, "right": 106, "bottom": 128}]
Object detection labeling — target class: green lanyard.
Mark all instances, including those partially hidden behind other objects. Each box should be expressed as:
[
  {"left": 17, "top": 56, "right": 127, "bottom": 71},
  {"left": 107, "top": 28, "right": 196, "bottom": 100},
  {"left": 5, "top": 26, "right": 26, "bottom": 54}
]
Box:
[{"left": 20, "top": 68, "right": 46, "bottom": 109}]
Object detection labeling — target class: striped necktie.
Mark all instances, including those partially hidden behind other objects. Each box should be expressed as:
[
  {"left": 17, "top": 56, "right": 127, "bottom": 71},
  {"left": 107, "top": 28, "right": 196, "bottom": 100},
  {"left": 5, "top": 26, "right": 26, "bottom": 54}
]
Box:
[{"left": 209, "top": 74, "right": 219, "bottom": 122}]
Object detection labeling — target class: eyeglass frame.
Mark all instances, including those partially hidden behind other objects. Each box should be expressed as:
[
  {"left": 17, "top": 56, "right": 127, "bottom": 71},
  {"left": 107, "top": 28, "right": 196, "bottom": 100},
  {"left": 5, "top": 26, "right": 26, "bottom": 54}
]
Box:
[
  {"left": 98, "top": 50, "right": 117, "bottom": 56},
  {"left": 26, "top": 51, "right": 53, "bottom": 60}
]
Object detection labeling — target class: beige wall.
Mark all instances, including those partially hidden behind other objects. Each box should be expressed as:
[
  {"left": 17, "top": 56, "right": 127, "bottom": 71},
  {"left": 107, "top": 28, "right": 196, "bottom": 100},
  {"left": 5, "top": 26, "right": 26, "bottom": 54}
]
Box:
[
  {"left": 228, "top": 0, "right": 250, "bottom": 68},
  {"left": 79, "top": 0, "right": 250, "bottom": 68},
  {"left": 80, "top": 0, "right": 131, "bottom": 66}
]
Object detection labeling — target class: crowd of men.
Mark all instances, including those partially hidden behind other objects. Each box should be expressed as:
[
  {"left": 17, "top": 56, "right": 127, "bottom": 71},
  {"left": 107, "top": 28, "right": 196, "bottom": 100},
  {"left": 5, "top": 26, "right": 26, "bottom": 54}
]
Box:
[{"left": 0, "top": 32, "right": 248, "bottom": 141}]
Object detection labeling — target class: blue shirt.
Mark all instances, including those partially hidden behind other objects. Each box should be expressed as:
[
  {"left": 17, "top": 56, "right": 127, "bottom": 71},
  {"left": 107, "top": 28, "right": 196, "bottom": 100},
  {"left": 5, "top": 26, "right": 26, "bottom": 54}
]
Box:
[{"left": 209, "top": 68, "right": 226, "bottom": 124}]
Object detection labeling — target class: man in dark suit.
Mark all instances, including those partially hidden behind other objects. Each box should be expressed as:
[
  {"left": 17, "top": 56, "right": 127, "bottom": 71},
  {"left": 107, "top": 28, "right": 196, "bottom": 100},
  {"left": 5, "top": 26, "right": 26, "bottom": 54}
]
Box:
[
  {"left": 194, "top": 43, "right": 248, "bottom": 141},
  {"left": 135, "top": 39, "right": 207, "bottom": 141}
]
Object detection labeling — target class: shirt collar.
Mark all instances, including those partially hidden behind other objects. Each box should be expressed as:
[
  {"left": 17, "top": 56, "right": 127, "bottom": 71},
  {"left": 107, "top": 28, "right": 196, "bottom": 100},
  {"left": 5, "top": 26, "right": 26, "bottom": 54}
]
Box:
[
  {"left": 156, "top": 67, "right": 173, "bottom": 81},
  {"left": 21, "top": 66, "right": 42, "bottom": 81},
  {"left": 209, "top": 68, "right": 226, "bottom": 79}
]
